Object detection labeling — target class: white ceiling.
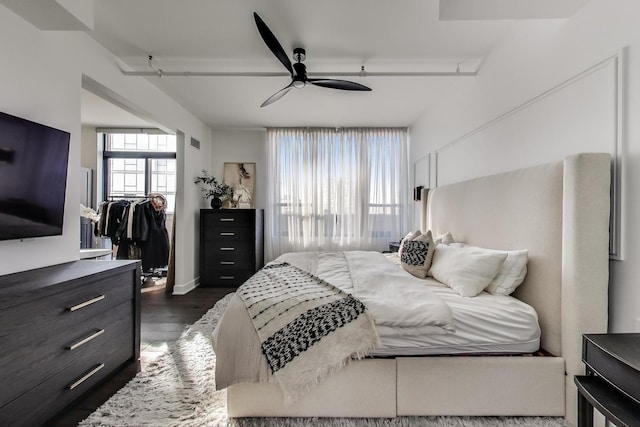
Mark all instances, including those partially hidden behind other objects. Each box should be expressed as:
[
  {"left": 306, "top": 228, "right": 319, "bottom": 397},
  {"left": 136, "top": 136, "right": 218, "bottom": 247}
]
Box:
[
  {"left": 81, "top": 89, "right": 152, "bottom": 128},
  {"left": 75, "top": 0, "right": 590, "bottom": 129}
]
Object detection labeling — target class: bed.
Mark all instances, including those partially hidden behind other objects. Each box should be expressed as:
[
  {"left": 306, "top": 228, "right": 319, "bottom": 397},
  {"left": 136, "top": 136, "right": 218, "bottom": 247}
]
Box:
[{"left": 212, "top": 153, "right": 611, "bottom": 426}]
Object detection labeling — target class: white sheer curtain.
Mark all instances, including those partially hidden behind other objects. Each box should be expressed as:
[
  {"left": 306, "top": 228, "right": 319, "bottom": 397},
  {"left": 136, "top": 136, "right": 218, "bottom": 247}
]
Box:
[{"left": 266, "top": 127, "right": 410, "bottom": 261}]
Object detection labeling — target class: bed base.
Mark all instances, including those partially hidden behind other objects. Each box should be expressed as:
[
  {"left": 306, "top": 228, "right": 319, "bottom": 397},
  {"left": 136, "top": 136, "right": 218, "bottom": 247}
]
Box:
[
  {"left": 228, "top": 356, "right": 565, "bottom": 418},
  {"left": 228, "top": 359, "right": 397, "bottom": 418}
]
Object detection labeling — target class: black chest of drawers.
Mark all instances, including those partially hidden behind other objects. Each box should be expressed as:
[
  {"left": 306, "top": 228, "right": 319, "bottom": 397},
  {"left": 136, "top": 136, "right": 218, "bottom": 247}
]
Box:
[
  {"left": 199, "top": 209, "right": 264, "bottom": 287},
  {"left": 0, "top": 260, "right": 141, "bottom": 427}
]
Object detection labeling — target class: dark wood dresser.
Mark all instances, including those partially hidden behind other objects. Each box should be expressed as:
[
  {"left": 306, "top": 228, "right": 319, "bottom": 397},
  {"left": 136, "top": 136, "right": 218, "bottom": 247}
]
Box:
[
  {"left": 0, "top": 260, "right": 141, "bottom": 427},
  {"left": 575, "top": 333, "right": 640, "bottom": 426},
  {"left": 199, "top": 208, "right": 264, "bottom": 287}
]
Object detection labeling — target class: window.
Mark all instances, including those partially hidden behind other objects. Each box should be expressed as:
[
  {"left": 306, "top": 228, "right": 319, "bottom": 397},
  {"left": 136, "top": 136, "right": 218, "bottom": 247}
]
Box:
[
  {"left": 266, "top": 128, "right": 410, "bottom": 260},
  {"left": 102, "top": 132, "right": 176, "bottom": 212}
]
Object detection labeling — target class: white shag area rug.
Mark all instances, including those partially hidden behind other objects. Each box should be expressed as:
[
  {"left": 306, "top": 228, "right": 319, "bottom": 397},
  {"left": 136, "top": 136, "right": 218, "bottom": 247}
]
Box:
[{"left": 80, "top": 293, "right": 567, "bottom": 427}]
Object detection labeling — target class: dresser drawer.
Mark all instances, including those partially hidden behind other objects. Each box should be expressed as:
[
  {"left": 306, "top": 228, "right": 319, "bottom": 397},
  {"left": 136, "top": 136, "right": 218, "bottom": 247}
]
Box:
[
  {"left": 0, "top": 314, "right": 133, "bottom": 427},
  {"left": 203, "top": 226, "right": 255, "bottom": 241},
  {"left": 202, "top": 210, "right": 255, "bottom": 226},
  {"left": 202, "top": 243, "right": 253, "bottom": 263},
  {"left": 201, "top": 255, "right": 254, "bottom": 270},
  {"left": 0, "top": 301, "right": 134, "bottom": 411},
  {"left": 201, "top": 268, "right": 254, "bottom": 286},
  {"left": 0, "top": 271, "right": 133, "bottom": 356}
]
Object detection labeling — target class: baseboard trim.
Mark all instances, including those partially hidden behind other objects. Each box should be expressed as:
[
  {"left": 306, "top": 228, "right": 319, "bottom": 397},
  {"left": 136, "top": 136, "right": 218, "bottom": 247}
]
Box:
[{"left": 172, "top": 276, "right": 199, "bottom": 295}]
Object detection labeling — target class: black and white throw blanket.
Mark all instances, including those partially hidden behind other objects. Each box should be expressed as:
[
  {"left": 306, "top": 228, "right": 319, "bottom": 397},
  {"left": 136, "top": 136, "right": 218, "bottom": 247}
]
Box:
[{"left": 236, "top": 262, "right": 379, "bottom": 401}]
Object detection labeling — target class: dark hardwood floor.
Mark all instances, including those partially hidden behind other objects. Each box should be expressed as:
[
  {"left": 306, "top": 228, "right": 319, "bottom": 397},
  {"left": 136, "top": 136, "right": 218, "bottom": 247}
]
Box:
[{"left": 46, "top": 282, "right": 235, "bottom": 427}]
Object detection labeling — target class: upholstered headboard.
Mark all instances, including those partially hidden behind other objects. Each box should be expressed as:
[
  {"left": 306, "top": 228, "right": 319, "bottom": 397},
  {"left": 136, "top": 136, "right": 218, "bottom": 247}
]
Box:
[{"left": 422, "top": 153, "right": 610, "bottom": 414}]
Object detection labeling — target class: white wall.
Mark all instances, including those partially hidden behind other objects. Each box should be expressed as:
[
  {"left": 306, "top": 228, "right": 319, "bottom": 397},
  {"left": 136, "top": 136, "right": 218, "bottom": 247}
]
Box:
[
  {"left": 0, "top": 6, "right": 211, "bottom": 294},
  {"left": 182, "top": 128, "right": 267, "bottom": 288},
  {"left": 209, "top": 129, "right": 267, "bottom": 210},
  {"left": 80, "top": 125, "right": 98, "bottom": 207},
  {"left": 409, "top": 0, "right": 640, "bottom": 332},
  {"left": 0, "top": 9, "right": 81, "bottom": 271}
]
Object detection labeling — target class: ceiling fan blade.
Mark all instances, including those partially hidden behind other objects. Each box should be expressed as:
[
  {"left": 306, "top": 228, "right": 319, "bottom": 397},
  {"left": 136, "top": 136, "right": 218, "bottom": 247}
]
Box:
[
  {"left": 253, "top": 12, "right": 293, "bottom": 76},
  {"left": 307, "top": 79, "right": 372, "bottom": 91},
  {"left": 261, "top": 83, "right": 294, "bottom": 107}
]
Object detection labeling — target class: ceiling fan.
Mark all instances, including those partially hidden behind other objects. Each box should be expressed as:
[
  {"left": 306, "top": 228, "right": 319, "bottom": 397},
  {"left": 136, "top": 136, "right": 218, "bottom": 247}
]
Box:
[
  {"left": 253, "top": 12, "right": 371, "bottom": 107},
  {"left": 120, "top": 13, "right": 479, "bottom": 92}
]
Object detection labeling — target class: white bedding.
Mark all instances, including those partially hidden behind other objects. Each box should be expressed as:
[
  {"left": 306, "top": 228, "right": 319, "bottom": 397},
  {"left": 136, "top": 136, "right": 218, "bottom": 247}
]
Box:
[
  {"left": 372, "top": 279, "right": 540, "bottom": 355},
  {"left": 279, "top": 251, "right": 454, "bottom": 332},
  {"left": 277, "top": 251, "right": 540, "bottom": 356},
  {"left": 345, "top": 251, "right": 454, "bottom": 330}
]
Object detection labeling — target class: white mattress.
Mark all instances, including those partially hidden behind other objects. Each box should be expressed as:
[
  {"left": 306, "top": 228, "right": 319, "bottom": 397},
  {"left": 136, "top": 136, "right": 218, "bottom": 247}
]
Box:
[
  {"left": 370, "top": 280, "right": 540, "bottom": 356},
  {"left": 279, "top": 251, "right": 541, "bottom": 357},
  {"left": 370, "top": 254, "right": 541, "bottom": 356}
]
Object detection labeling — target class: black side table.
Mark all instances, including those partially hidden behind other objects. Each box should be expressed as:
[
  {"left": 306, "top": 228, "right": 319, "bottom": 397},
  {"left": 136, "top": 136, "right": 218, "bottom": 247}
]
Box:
[
  {"left": 388, "top": 241, "right": 401, "bottom": 252},
  {"left": 575, "top": 334, "right": 640, "bottom": 426}
]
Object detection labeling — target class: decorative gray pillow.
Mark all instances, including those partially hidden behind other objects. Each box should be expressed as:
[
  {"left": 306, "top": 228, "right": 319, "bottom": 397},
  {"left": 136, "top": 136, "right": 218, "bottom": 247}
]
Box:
[
  {"left": 400, "top": 231, "right": 435, "bottom": 279},
  {"left": 398, "top": 230, "right": 421, "bottom": 254}
]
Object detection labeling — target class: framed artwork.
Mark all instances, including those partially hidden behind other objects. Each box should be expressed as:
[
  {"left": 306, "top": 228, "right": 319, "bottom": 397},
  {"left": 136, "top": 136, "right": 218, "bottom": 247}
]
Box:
[{"left": 223, "top": 162, "right": 255, "bottom": 208}]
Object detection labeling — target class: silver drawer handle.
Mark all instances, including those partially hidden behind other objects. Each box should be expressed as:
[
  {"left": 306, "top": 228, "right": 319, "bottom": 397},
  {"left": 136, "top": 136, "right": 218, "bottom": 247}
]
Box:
[
  {"left": 220, "top": 276, "right": 235, "bottom": 280},
  {"left": 66, "top": 329, "right": 105, "bottom": 351},
  {"left": 220, "top": 232, "right": 235, "bottom": 236},
  {"left": 67, "top": 363, "right": 104, "bottom": 390},
  {"left": 67, "top": 295, "right": 105, "bottom": 312},
  {"left": 220, "top": 218, "right": 235, "bottom": 222},
  {"left": 220, "top": 247, "right": 235, "bottom": 251},
  {"left": 220, "top": 261, "right": 235, "bottom": 265}
]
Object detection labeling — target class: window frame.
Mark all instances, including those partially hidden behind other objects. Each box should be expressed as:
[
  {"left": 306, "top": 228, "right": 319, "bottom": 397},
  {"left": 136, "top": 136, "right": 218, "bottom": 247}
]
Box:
[{"left": 101, "top": 133, "right": 177, "bottom": 209}]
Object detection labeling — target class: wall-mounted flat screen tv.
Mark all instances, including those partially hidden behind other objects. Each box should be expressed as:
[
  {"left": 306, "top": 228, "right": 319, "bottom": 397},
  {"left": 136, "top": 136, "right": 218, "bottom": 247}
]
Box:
[{"left": 0, "top": 111, "right": 70, "bottom": 241}]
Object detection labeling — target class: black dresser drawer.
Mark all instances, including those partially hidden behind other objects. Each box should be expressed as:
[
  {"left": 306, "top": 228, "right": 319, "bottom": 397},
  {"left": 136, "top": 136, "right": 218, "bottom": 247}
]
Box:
[
  {"left": 200, "top": 251, "right": 254, "bottom": 270},
  {"left": 202, "top": 241, "right": 253, "bottom": 256},
  {"left": 203, "top": 226, "right": 255, "bottom": 241},
  {"left": 0, "top": 269, "right": 133, "bottom": 343},
  {"left": 201, "top": 268, "right": 254, "bottom": 286},
  {"left": 0, "top": 301, "right": 133, "bottom": 408},
  {"left": 0, "top": 304, "right": 134, "bottom": 427},
  {"left": 202, "top": 210, "right": 255, "bottom": 226}
]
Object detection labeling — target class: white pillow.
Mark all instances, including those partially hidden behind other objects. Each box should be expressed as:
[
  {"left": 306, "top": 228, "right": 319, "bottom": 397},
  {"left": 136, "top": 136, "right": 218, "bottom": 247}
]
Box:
[
  {"left": 430, "top": 244, "right": 507, "bottom": 297},
  {"left": 434, "top": 232, "right": 455, "bottom": 246},
  {"left": 450, "top": 243, "right": 528, "bottom": 295},
  {"left": 425, "top": 232, "right": 454, "bottom": 277}
]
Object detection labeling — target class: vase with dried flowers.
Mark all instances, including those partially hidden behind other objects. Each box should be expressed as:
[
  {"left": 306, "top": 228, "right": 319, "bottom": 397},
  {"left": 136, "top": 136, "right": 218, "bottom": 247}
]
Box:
[{"left": 194, "top": 169, "right": 233, "bottom": 209}]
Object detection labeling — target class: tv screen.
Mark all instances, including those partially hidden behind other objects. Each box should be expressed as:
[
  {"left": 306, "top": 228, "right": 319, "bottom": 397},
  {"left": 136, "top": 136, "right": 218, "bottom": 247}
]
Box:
[{"left": 0, "top": 111, "right": 71, "bottom": 241}]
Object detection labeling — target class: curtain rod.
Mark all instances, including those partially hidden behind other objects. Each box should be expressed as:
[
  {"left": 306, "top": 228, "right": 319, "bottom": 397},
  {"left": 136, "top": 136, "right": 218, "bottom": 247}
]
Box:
[{"left": 96, "top": 127, "right": 168, "bottom": 134}]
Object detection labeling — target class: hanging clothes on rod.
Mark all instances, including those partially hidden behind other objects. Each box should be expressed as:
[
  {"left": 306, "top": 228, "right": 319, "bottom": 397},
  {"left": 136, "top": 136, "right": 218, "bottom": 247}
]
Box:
[
  {"left": 96, "top": 194, "right": 170, "bottom": 272},
  {"left": 141, "top": 193, "right": 170, "bottom": 271}
]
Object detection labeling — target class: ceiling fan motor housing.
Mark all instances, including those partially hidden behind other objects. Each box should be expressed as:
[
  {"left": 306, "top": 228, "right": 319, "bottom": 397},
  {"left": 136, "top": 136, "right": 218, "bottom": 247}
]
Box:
[{"left": 293, "top": 47, "right": 306, "bottom": 63}]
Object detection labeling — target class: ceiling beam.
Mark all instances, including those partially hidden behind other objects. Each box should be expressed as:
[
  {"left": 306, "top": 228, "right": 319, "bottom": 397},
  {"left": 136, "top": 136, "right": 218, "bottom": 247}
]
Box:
[{"left": 1, "top": 0, "right": 93, "bottom": 30}]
